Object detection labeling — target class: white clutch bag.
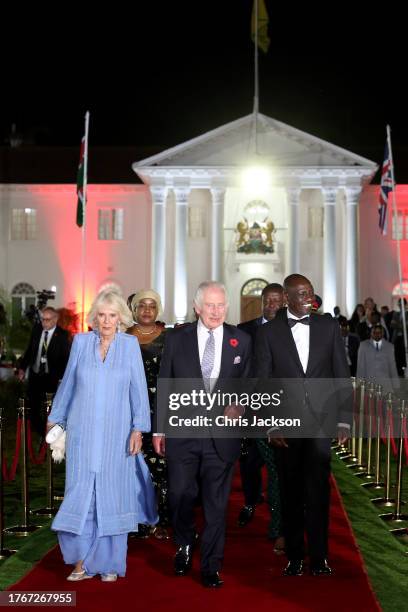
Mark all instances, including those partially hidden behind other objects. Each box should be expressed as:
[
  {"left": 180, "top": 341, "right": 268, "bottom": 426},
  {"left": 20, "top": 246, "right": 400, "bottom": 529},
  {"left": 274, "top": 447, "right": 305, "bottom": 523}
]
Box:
[{"left": 46, "top": 424, "right": 66, "bottom": 463}]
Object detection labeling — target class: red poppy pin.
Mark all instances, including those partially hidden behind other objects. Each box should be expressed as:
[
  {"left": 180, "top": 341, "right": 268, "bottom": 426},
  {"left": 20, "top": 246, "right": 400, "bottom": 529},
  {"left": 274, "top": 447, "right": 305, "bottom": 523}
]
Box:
[{"left": 229, "top": 338, "right": 239, "bottom": 348}]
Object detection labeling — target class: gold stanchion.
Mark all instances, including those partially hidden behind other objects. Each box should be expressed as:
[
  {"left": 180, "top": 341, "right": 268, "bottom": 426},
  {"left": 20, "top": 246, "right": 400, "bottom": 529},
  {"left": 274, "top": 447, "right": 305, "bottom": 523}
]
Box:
[
  {"left": 347, "top": 379, "right": 367, "bottom": 472},
  {"left": 380, "top": 399, "right": 408, "bottom": 530},
  {"left": 372, "top": 393, "right": 396, "bottom": 509},
  {"left": 356, "top": 382, "right": 376, "bottom": 481},
  {"left": 32, "top": 394, "right": 56, "bottom": 518},
  {"left": 0, "top": 407, "right": 17, "bottom": 559},
  {"left": 362, "top": 385, "right": 385, "bottom": 490},
  {"left": 337, "top": 378, "right": 355, "bottom": 459},
  {"left": 4, "top": 399, "right": 41, "bottom": 536}
]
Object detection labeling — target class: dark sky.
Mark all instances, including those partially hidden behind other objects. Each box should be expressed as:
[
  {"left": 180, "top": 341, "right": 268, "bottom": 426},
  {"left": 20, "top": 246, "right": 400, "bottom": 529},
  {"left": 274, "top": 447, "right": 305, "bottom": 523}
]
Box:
[{"left": 2, "top": 1, "right": 407, "bottom": 177}]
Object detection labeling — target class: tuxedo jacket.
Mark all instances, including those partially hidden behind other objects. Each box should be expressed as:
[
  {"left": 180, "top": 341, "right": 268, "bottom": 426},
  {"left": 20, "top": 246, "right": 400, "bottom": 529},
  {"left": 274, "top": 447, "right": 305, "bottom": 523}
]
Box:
[
  {"left": 20, "top": 324, "right": 71, "bottom": 387},
  {"left": 156, "top": 321, "right": 252, "bottom": 462},
  {"left": 255, "top": 310, "right": 352, "bottom": 432}
]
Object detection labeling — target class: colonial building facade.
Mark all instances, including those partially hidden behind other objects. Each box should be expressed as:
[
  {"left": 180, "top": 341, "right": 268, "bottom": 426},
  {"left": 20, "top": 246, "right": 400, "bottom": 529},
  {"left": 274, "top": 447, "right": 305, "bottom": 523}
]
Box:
[{"left": 0, "top": 113, "right": 407, "bottom": 324}]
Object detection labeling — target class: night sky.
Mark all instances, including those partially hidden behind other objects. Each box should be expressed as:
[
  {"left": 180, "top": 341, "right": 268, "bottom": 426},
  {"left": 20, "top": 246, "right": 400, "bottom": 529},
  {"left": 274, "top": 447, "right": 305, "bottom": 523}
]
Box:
[{"left": 2, "top": 1, "right": 407, "bottom": 179}]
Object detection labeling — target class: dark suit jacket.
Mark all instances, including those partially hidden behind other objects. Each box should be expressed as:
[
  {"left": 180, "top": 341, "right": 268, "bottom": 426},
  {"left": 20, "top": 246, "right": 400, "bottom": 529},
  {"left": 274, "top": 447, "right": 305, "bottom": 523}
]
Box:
[
  {"left": 237, "top": 317, "right": 263, "bottom": 349},
  {"left": 20, "top": 324, "right": 71, "bottom": 388},
  {"left": 345, "top": 333, "right": 359, "bottom": 377},
  {"left": 255, "top": 310, "right": 352, "bottom": 433},
  {"left": 157, "top": 321, "right": 252, "bottom": 462}
]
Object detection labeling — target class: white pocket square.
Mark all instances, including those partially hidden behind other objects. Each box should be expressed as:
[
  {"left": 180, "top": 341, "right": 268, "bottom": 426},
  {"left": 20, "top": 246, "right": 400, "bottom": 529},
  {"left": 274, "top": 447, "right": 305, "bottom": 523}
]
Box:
[{"left": 234, "top": 356, "right": 241, "bottom": 364}]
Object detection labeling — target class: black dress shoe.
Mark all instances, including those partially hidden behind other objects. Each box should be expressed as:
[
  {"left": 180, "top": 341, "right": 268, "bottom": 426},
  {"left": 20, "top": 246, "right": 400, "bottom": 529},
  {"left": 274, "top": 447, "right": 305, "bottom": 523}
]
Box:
[
  {"left": 310, "top": 559, "right": 333, "bottom": 576},
  {"left": 238, "top": 505, "right": 255, "bottom": 527},
  {"left": 174, "top": 545, "right": 194, "bottom": 576},
  {"left": 283, "top": 560, "right": 304, "bottom": 576},
  {"left": 201, "top": 571, "right": 223, "bottom": 588}
]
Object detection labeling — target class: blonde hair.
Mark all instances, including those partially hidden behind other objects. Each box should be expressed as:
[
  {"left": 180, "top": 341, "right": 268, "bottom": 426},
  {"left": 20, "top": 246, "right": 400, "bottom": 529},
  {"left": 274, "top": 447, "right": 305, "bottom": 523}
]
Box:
[
  {"left": 87, "top": 286, "right": 134, "bottom": 331},
  {"left": 131, "top": 289, "right": 163, "bottom": 320}
]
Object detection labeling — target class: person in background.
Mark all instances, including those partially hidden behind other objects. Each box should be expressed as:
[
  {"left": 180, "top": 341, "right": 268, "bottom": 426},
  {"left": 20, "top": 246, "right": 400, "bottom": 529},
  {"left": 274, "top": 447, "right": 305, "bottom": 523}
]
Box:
[
  {"left": 338, "top": 317, "right": 360, "bottom": 377},
  {"left": 348, "top": 304, "right": 365, "bottom": 334},
  {"left": 127, "top": 289, "right": 169, "bottom": 539},
  {"left": 46, "top": 287, "right": 157, "bottom": 582},
  {"left": 18, "top": 307, "right": 71, "bottom": 436},
  {"left": 357, "top": 324, "right": 400, "bottom": 394}
]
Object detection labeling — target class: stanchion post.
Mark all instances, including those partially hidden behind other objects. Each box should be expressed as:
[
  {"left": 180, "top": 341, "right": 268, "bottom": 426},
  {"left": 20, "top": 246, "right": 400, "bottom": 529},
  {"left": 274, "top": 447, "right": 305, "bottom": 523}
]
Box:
[
  {"left": 0, "top": 407, "right": 17, "bottom": 559},
  {"left": 32, "top": 393, "right": 56, "bottom": 518},
  {"left": 4, "top": 399, "right": 41, "bottom": 536},
  {"left": 382, "top": 399, "right": 408, "bottom": 526},
  {"left": 347, "top": 379, "right": 367, "bottom": 472},
  {"left": 362, "top": 384, "right": 385, "bottom": 489},
  {"left": 372, "top": 392, "right": 396, "bottom": 509}
]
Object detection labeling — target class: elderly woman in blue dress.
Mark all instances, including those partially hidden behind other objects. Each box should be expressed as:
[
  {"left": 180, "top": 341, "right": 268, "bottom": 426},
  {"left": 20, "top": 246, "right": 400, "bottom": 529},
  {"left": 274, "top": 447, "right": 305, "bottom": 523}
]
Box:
[{"left": 46, "top": 286, "right": 157, "bottom": 582}]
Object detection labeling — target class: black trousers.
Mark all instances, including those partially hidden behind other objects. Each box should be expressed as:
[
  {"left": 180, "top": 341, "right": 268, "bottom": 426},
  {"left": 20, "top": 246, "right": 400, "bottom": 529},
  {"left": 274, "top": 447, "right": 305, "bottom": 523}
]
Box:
[
  {"left": 167, "top": 438, "right": 235, "bottom": 573},
  {"left": 27, "top": 371, "right": 58, "bottom": 436},
  {"left": 239, "top": 439, "right": 264, "bottom": 506},
  {"left": 276, "top": 438, "right": 331, "bottom": 562}
]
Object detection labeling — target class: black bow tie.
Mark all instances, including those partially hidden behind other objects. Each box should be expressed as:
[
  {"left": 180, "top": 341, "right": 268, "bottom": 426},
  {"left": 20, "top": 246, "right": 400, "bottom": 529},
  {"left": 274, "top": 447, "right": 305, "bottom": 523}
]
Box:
[{"left": 288, "top": 317, "right": 310, "bottom": 328}]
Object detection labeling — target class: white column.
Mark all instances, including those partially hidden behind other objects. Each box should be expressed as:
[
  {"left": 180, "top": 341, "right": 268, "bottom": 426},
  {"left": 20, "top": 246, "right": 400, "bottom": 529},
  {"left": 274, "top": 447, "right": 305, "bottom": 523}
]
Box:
[
  {"left": 345, "top": 187, "right": 361, "bottom": 317},
  {"left": 150, "top": 187, "right": 167, "bottom": 307},
  {"left": 322, "top": 187, "right": 338, "bottom": 313},
  {"left": 210, "top": 188, "right": 225, "bottom": 281},
  {"left": 286, "top": 187, "right": 301, "bottom": 273},
  {"left": 174, "top": 187, "right": 190, "bottom": 323}
]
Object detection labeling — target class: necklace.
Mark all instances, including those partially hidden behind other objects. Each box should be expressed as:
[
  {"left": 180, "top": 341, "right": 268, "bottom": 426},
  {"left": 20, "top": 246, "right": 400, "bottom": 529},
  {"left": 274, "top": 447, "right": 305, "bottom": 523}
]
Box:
[{"left": 136, "top": 325, "right": 157, "bottom": 335}]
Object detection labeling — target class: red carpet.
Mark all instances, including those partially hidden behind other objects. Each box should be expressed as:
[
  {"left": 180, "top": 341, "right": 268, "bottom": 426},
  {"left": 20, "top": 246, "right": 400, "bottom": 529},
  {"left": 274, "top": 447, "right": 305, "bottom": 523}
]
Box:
[{"left": 10, "top": 473, "right": 380, "bottom": 611}]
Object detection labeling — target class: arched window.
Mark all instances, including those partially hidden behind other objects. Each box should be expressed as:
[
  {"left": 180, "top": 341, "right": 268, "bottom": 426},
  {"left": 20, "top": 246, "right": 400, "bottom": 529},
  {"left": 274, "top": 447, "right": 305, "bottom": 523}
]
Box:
[
  {"left": 11, "top": 283, "right": 36, "bottom": 323},
  {"left": 240, "top": 278, "right": 268, "bottom": 323}
]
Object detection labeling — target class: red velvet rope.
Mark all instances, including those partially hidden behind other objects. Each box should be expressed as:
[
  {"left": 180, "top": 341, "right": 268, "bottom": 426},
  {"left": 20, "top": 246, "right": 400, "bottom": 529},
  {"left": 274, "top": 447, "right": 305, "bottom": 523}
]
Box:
[
  {"left": 389, "top": 409, "right": 398, "bottom": 457},
  {"left": 2, "top": 417, "right": 22, "bottom": 482},
  {"left": 402, "top": 415, "right": 408, "bottom": 466},
  {"left": 379, "top": 400, "right": 386, "bottom": 444},
  {"left": 26, "top": 420, "right": 47, "bottom": 465}
]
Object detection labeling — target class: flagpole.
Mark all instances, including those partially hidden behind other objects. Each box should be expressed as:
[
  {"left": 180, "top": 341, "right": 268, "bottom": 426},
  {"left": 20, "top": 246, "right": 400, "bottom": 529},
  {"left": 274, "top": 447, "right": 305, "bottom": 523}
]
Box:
[
  {"left": 387, "top": 124, "right": 408, "bottom": 376},
  {"left": 81, "top": 111, "right": 90, "bottom": 332},
  {"left": 252, "top": 0, "right": 259, "bottom": 154}
]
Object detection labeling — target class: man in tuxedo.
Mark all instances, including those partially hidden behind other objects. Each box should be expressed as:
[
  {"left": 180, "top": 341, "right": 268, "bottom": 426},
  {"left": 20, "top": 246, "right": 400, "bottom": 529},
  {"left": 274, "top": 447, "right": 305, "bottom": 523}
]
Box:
[
  {"left": 18, "top": 307, "right": 71, "bottom": 435},
  {"left": 236, "top": 283, "right": 284, "bottom": 527},
  {"left": 153, "top": 281, "right": 252, "bottom": 588},
  {"left": 256, "top": 274, "right": 350, "bottom": 576}
]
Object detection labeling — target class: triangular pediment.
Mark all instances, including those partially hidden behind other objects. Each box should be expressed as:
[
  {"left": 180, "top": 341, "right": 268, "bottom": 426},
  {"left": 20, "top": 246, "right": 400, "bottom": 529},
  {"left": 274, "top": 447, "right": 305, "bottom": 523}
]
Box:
[{"left": 134, "top": 113, "right": 376, "bottom": 169}]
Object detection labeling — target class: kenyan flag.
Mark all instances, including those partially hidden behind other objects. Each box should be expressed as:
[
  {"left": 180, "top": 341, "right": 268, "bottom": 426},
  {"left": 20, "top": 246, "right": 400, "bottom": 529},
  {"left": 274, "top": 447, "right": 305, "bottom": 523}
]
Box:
[{"left": 76, "top": 136, "right": 85, "bottom": 227}]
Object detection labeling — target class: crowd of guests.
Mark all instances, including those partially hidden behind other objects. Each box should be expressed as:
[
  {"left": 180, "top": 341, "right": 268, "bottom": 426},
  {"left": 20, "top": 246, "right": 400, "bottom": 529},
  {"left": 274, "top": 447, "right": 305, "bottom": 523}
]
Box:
[{"left": 13, "top": 280, "right": 406, "bottom": 588}]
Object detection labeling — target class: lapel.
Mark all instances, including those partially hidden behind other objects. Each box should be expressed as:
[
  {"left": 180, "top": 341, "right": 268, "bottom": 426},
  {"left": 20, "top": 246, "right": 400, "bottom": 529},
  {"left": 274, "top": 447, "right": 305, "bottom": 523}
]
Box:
[
  {"left": 305, "top": 314, "right": 319, "bottom": 376},
  {"left": 280, "top": 309, "right": 305, "bottom": 375},
  {"left": 218, "top": 324, "right": 236, "bottom": 379},
  {"left": 185, "top": 322, "right": 203, "bottom": 378}
]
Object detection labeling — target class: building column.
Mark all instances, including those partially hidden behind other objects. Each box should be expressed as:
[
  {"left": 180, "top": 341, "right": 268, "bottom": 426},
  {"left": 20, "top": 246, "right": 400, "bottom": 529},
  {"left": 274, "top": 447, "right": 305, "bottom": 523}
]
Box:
[
  {"left": 150, "top": 186, "right": 167, "bottom": 307},
  {"left": 174, "top": 187, "right": 190, "bottom": 323},
  {"left": 210, "top": 188, "right": 226, "bottom": 281},
  {"left": 286, "top": 187, "right": 301, "bottom": 273},
  {"left": 345, "top": 187, "right": 361, "bottom": 317},
  {"left": 322, "top": 186, "right": 338, "bottom": 313}
]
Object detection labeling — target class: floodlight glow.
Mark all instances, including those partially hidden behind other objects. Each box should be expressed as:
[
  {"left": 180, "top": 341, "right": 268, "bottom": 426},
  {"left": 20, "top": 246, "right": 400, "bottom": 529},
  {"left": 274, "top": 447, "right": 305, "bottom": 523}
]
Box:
[
  {"left": 241, "top": 167, "right": 272, "bottom": 191},
  {"left": 50, "top": 285, "right": 57, "bottom": 293},
  {"left": 24, "top": 208, "right": 32, "bottom": 214}
]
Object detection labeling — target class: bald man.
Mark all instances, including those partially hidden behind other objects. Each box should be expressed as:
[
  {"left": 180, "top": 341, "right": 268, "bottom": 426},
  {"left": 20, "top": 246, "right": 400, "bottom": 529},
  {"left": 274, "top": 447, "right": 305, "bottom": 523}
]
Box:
[{"left": 256, "top": 274, "right": 351, "bottom": 577}]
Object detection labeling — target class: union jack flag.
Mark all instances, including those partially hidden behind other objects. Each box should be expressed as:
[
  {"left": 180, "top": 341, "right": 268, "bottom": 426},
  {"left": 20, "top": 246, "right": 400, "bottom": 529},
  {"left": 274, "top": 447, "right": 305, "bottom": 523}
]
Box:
[{"left": 378, "top": 141, "right": 393, "bottom": 235}]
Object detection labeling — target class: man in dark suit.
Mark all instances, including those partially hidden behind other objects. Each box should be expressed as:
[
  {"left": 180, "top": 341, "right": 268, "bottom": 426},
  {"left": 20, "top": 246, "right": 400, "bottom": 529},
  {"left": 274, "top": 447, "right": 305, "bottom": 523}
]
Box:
[
  {"left": 18, "top": 307, "right": 71, "bottom": 435},
  {"left": 256, "top": 274, "right": 350, "bottom": 577},
  {"left": 339, "top": 318, "right": 360, "bottom": 377},
  {"left": 153, "top": 281, "right": 252, "bottom": 588},
  {"left": 236, "top": 283, "right": 284, "bottom": 527}
]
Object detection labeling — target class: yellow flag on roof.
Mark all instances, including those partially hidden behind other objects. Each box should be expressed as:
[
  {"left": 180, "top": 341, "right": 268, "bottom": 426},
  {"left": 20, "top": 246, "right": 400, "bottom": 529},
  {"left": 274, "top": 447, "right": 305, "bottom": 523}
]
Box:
[{"left": 251, "top": 0, "right": 270, "bottom": 54}]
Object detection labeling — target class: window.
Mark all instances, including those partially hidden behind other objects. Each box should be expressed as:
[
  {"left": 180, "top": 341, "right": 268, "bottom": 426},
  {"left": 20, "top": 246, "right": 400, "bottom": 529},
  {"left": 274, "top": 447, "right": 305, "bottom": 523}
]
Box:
[
  {"left": 391, "top": 211, "right": 408, "bottom": 240},
  {"left": 11, "top": 208, "right": 37, "bottom": 240},
  {"left": 308, "top": 207, "right": 324, "bottom": 239},
  {"left": 98, "top": 208, "right": 124, "bottom": 240},
  {"left": 188, "top": 207, "right": 206, "bottom": 238},
  {"left": 11, "top": 282, "right": 36, "bottom": 323}
]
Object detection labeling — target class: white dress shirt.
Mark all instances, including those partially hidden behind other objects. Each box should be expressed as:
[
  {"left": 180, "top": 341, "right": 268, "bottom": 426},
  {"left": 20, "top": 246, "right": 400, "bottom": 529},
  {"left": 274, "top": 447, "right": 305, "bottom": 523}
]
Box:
[
  {"left": 287, "top": 310, "right": 310, "bottom": 373},
  {"left": 33, "top": 326, "right": 56, "bottom": 374},
  {"left": 197, "top": 318, "right": 223, "bottom": 382}
]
